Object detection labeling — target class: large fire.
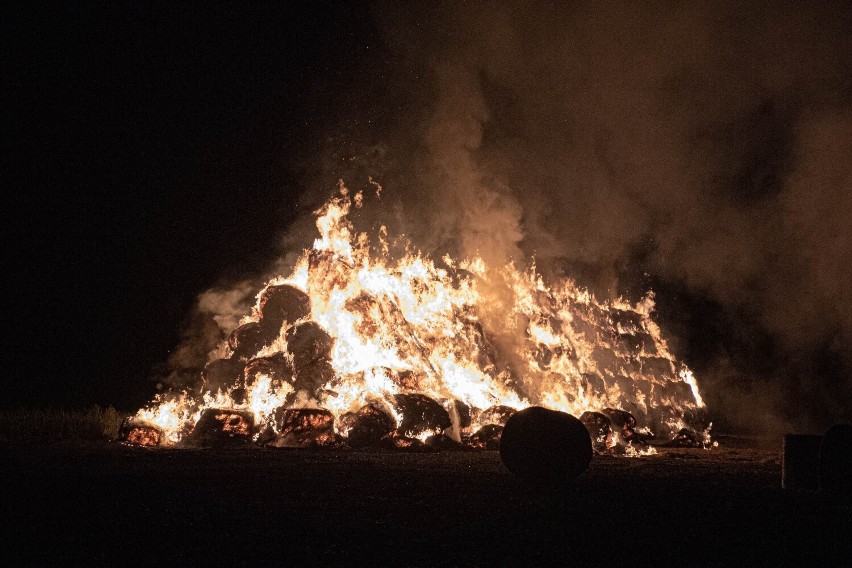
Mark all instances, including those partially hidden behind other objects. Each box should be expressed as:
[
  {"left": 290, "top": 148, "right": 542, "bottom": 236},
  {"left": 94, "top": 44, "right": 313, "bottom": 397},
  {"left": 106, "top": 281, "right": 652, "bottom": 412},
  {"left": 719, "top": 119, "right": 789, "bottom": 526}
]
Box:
[{"left": 130, "top": 184, "right": 710, "bottom": 453}]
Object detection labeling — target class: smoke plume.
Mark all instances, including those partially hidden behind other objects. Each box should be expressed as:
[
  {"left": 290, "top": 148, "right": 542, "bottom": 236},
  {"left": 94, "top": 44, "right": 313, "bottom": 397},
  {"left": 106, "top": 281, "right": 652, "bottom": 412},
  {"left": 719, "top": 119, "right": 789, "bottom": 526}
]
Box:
[{"left": 175, "top": 1, "right": 852, "bottom": 435}]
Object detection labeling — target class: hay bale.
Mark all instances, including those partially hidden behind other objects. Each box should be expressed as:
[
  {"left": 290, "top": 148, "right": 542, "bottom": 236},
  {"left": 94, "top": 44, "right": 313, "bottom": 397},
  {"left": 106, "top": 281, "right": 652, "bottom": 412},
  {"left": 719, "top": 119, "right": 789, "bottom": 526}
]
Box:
[
  {"left": 819, "top": 424, "right": 852, "bottom": 495},
  {"left": 285, "top": 322, "right": 333, "bottom": 370},
  {"left": 478, "top": 405, "right": 517, "bottom": 427},
  {"left": 244, "top": 353, "right": 293, "bottom": 386},
  {"left": 341, "top": 404, "right": 396, "bottom": 447},
  {"left": 782, "top": 434, "right": 822, "bottom": 490},
  {"left": 499, "top": 407, "right": 592, "bottom": 487},
  {"left": 117, "top": 418, "right": 163, "bottom": 448},
  {"left": 425, "top": 434, "right": 469, "bottom": 451},
  {"left": 271, "top": 408, "right": 343, "bottom": 448},
  {"left": 183, "top": 408, "right": 255, "bottom": 447},
  {"left": 228, "top": 322, "right": 266, "bottom": 359},
  {"left": 467, "top": 424, "right": 503, "bottom": 450},
  {"left": 258, "top": 284, "right": 311, "bottom": 340},
  {"left": 393, "top": 394, "right": 452, "bottom": 437}
]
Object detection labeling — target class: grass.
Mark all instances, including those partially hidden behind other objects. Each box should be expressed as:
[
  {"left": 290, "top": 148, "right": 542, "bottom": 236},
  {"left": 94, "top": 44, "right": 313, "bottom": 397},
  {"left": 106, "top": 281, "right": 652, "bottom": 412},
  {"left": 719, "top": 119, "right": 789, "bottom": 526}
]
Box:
[{"left": 0, "top": 405, "right": 127, "bottom": 444}]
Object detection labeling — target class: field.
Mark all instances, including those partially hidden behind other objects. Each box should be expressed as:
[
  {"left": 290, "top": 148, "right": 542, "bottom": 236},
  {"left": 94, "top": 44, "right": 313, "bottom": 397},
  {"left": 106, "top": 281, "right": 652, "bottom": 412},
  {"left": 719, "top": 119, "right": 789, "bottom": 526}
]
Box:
[{"left": 2, "top": 438, "right": 849, "bottom": 567}]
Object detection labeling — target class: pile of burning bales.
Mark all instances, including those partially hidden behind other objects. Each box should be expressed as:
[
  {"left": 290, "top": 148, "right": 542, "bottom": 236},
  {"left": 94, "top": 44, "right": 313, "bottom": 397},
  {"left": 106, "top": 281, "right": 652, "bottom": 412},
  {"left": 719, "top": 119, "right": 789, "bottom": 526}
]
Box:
[{"left": 119, "top": 279, "right": 708, "bottom": 452}]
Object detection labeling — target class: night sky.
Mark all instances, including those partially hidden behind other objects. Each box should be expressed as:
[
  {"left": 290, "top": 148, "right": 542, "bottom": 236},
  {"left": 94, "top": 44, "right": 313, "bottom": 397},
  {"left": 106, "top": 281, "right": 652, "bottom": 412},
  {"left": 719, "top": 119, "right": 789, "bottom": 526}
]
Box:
[{"left": 4, "top": 3, "right": 851, "bottom": 434}]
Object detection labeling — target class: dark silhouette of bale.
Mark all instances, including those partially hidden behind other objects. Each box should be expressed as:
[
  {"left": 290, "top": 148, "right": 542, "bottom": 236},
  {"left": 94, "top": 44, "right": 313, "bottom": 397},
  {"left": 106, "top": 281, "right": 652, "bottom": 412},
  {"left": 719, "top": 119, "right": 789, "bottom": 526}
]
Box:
[
  {"left": 393, "top": 394, "right": 452, "bottom": 437},
  {"left": 228, "top": 322, "right": 267, "bottom": 359},
  {"left": 183, "top": 408, "right": 255, "bottom": 447},
  {"left": 579, "top": 411, "right": 612, "bottom": 453},
  {"left": 341, "top": 404, "right": 396, "bottom": 447},
  {"left": 782, "top": 434, "right": 822, "bottom": 490},
  {"left": 285, "top": 322, "right": 333, "bottom": 370},
  {"left": 478, "top": 405, "right": 517, "bottom": 427},
  {"left": 293, "top": 358, "right": 335, "bottom": 395},
  {"left": 271, "top": 408, "right": 343, "bottom": 448},
  {"left": 500, "top": 407, "right": 592, "bottom": 487},
  {"left": 468, "top": 424, "right": 503, "bottom": 450},
  {"left": 819, "top": 424, "right": 852, "bottom": 495},
  {"left": 258, "top": 284, "right": 311, "bottom": 340},
  {"left": 117, "top": 418, "right": 163, "bottom": 447},
  {"left": 244, "top": 353, "right": 293, "bottom": 386},
  {"left": 203, "top": 357, "right": 244, "bottom": 391}
]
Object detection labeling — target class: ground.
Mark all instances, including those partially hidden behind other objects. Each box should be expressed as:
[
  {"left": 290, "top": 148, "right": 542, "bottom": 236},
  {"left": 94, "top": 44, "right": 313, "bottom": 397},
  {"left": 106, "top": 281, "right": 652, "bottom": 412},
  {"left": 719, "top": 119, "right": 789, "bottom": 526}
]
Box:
[{"left": 1, "top": 440, "right": 849, "bottom": 567}]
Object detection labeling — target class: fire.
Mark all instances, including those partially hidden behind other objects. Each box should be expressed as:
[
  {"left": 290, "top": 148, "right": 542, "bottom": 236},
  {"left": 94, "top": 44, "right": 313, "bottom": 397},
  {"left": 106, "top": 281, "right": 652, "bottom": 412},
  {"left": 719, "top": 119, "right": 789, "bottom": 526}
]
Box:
[{"left": 134, "top": 183, "right": 709, "bottom": 452}]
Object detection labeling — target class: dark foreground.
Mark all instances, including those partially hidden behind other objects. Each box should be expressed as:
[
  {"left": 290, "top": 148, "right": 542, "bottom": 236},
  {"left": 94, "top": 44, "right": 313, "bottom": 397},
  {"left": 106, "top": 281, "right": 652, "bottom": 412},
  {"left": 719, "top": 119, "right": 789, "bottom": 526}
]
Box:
[{"left": 1, "top": 441, "right": 849, "bottom": 567}]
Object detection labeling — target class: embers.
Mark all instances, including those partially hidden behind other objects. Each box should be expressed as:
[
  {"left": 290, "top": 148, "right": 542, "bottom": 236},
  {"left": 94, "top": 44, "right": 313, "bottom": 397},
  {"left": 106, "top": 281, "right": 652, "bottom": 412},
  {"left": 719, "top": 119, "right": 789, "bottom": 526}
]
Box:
[
  {"left": 183, "top": 408, "right": 255, "bottom": 447},
  {"left": 117, "top": 418, "right": 164, "bottom": 448},
  {"left": 270, "top": 408, "right": 343, "bottom": 448}
]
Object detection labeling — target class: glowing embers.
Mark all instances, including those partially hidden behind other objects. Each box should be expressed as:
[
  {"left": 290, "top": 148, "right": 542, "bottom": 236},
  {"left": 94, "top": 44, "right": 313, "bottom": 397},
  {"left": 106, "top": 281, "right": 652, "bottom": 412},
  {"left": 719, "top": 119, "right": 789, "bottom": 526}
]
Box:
[
  {"left": 118, "top": 418, "right": 164, "bottom": 448},
  {"left": 182, "top": 409, "right": 255, "bottom": 447}
]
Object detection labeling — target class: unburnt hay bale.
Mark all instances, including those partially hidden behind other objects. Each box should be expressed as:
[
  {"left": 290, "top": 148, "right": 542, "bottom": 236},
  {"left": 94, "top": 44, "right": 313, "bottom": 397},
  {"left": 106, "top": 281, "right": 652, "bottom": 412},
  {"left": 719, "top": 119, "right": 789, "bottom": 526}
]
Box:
[{"left": 500, "top": 406, "right": 593, "bottom": 487}]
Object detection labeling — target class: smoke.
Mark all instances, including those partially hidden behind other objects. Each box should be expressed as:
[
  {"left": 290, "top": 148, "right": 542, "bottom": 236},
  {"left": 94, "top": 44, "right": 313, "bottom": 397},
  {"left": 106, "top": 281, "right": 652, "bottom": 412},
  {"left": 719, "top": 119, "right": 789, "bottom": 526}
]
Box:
[
  {"left": 369, "top": 1, "right": 851, "bottom": 434},
  {"left": 170, "top": 1, "right": 852, "bottom": 434}
]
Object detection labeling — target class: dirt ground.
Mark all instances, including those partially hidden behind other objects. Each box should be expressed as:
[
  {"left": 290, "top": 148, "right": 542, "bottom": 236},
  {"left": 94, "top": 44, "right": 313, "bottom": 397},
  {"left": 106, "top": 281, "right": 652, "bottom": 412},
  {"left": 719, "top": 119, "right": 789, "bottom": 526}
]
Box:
[{"left": 1, "top": 439, "right": 849, "bottom": 567}]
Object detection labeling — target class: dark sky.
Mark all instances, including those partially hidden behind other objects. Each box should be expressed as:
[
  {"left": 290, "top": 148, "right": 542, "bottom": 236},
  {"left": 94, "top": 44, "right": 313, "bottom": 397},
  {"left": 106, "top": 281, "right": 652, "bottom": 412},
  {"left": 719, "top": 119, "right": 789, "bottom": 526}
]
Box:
[
  {"left": 4, "top": 3, "right": 387, "bottom": 409},
  {"left": 3, "top": 2, "right": 851, "bottom": 434}
]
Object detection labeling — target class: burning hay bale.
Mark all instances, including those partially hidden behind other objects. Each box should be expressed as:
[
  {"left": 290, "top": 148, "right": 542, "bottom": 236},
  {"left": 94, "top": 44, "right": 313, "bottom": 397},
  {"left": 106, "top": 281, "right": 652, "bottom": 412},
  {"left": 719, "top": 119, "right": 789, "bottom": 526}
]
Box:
[
  {"left": 579, "top": 411, "right": 611, "bottom": 453},
  {"left": 258, "top": 284, "right": 311, "bottom": 340},
  {"left": 662, "top": 428, "right": 704, "bottom": 448},
  {"left": 601, "top": 408, "right": 644, "bottom": 444},
  {"left": 477, "top": 405, "right": 517, "bottom": 427},
  {"left": 500, "top": 407, "right": 593, "bottom": 487},
  {"left": 393, "top": 394, "right": 452, "bottom": 438},
  {"left": 244, "top": 353, "right": 293, "bottom": 386},
  {"left": 270, "top": 408, "right": 343, "bottom": 448},
  {"left": 340, "top": 404, "right": 396, "bottom": 447},
  {"left": 819, "top": 424, "right": 852, "bottom": 495},
  {"left": 117, "top": 417, "right": 163, "bottom": 447},
  {"left": 228, "top": 322, "right": 267, "bottom": 359},
  {"left": 467, "top": 424, "right": 503, "bottom": 450},
  {"left": 183, "top": 408, "right": 255, "bottom": 447},
  {"left": 285, "top": 322, "right": 334, "bottom": 371}
]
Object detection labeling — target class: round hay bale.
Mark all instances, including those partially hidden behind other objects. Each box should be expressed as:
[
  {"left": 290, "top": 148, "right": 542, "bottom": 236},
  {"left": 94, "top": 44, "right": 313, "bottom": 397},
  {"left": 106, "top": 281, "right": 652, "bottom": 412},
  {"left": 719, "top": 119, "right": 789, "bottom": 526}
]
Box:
[
  {"left": 341, "top": 404, "right": 396, "bottom": 447},
  {"left": 258, "top": 284, "right": 311, "bottom": 340},
  {"left": 285, "top": 322, "right": 333, "bottom": 370},
  {"left": 819, "top": 424, "right": 852, "bottom": 495},
  {"left": 393, "top": 393, "right": 452, "bottom": 437},
  {"left": 499, "top": 406, "right": 592, "bottom": 487},
  {"left": 228, "top": 322, "right": 266, "bottom": 359}
]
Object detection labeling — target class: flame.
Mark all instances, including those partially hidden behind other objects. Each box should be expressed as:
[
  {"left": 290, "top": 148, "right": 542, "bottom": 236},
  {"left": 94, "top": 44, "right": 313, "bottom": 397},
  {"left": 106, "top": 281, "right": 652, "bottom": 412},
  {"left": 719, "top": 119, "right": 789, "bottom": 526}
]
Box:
[{"left": 136, "top": 185, "right": 708, "bottom": 448}]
